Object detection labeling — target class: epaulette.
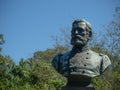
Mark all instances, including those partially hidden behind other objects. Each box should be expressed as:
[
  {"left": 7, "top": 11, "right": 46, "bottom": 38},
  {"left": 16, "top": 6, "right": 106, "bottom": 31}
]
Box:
[{"left": 99, "top": 53, "right": 104, "bottom": 56}]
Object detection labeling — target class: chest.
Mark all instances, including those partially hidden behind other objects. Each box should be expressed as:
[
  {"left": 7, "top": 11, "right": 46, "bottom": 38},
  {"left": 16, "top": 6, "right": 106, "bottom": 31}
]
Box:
[{"left": 69, "top": 51, "right": 102, "bottom": 70}]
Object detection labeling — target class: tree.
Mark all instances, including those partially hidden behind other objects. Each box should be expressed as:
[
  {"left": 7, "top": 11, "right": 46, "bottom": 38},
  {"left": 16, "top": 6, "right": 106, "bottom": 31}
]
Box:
[
  {"left": 0, "top": 34, "right": 5, "bottom": 52},
  {"left": 102, "top": 7, "right": 120, "bottom": 69},
  {"left": 51, "top": 27, "right": 72, "bottom": 50}
]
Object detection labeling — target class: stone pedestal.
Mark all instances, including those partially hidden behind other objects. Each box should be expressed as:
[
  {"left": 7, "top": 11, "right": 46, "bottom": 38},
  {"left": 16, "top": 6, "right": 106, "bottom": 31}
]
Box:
[
  {"left": 62, "top": 86, "right": 95, "bottom": 90},
  {"left": 62, "top": 75, "right": 95, "bottom": 90}
]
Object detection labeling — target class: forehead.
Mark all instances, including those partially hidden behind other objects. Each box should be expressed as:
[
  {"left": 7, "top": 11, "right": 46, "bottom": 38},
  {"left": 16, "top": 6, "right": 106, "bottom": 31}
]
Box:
[{"left": 73, "top": 22, "right": 86, "bottom": 29}]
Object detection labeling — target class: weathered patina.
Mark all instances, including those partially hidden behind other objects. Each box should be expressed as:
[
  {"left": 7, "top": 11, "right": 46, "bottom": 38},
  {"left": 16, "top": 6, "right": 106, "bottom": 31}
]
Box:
[{"left": 52, "top": 19, "right": 111, "bottom": 89}]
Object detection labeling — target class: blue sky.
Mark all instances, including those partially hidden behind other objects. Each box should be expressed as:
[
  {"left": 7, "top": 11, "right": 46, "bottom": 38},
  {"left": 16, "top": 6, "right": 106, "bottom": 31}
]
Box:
[{"left": 0, "top": 0, "right": 119, "bottom": 63}]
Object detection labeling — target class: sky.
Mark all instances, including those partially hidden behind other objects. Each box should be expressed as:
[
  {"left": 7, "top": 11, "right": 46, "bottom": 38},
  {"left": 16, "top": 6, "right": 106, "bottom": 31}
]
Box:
[{"left": 0, "top": 0, "right": 120, "bottom": 64}]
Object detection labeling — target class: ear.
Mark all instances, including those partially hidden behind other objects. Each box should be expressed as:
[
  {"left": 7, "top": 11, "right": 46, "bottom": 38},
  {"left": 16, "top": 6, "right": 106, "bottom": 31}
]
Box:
[{"left": 88, "top": 31, "right": 92, "bottom": 40}]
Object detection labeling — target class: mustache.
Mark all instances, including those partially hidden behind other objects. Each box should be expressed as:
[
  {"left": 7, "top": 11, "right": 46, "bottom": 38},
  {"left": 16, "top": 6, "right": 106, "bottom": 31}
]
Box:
[{"left": 72, "top": 35, "right": 85, "bottom": 41}]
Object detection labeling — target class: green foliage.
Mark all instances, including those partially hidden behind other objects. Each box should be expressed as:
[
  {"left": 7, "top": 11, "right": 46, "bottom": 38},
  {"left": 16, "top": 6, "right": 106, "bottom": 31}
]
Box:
[
  {"left": 0, "top": 46, "right": 118, "bottom": 90},
  {"left": 33, "top": 46, "right": 67, "bottom": 61},
  {"left": 30, "top": 60, "right": 66, "bottom": 90},
  {"left": 0, "top": 55, "right": 15, "bottom": 90},
  {"left": 0, "top": 44, "right": 120, "bottom": 90},
  {"left": 92, "top": 69, "right": 120, "bottom": 90},
  {"left": 112, "top": 71, "right": 120, "bottom": 90},
  {"left": 0, "top": 34, "right": 5, "bottom": 52},
  {"left": 0, "top": 51, "right": 67, "bottom": 90},
  {"left": 93, "top": 76, "right": 112, "bottom": 90}
]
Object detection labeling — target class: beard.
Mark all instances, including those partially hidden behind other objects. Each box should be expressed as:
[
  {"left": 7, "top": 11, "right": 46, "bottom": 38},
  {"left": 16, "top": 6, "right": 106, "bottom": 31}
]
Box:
[{"left": 71, "top": 35, "right": 88, "bottom": 46}]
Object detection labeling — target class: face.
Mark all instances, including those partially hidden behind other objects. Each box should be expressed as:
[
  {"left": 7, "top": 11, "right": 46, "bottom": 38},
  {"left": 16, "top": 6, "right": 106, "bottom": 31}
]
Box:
[{"left": 71, "top": 22, "right": 90, "bottom": 47}]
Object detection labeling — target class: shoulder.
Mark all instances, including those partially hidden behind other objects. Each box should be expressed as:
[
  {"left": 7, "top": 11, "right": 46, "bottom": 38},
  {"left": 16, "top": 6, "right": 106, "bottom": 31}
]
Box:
[
  {"left": 88, "top": 50, "right": 109, "bottom": 59},
  {"left": 89, "top": 50, "right": 111, "bottom": 64},
  {"left": 88, "top": 50, "right": 101, "bottom": 58},
  {"left": 53, "top": 50, "right": 71, "bottom": 61},
  {"left": 62, "top": 51, "right": 71, "bottom": 58},
  {"left": 52, "top": 51, "right": 71, "bottom": 71},
  {"left": 90, "top": 50, "right": 111, "bottom": 71},
  {"left": 101, "top": 54, "right": 111, "bottom": 66}
]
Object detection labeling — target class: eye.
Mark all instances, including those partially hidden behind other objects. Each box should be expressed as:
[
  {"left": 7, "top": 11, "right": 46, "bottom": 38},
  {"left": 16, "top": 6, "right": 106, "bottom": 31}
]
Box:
[
  {"left": 75, "top": 29, "right": 79, "bottom": 34},
  {"left": 75, "top": 29, "right": 83, "bottom": 34}
]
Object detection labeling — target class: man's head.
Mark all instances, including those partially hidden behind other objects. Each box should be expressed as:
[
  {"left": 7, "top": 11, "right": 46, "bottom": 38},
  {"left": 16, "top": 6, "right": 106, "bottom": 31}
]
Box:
[{"left": 71, "top": 19, "right": 92, "bottom": 47}]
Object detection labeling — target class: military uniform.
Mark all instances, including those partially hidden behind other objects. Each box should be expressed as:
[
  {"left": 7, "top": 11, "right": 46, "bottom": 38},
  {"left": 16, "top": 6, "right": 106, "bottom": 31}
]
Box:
[
  {"left": 52, "top": 48, "right": 111, "bottom": 78},
  {"left": 52, "top": 47, "right": 111, "bottom": 90}
]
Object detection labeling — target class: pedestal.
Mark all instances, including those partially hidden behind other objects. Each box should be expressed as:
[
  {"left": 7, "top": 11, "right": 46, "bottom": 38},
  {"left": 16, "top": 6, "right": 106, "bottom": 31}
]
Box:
[
  {"left": 62, "top": 75, "right": 95, "bottom": 90},
  {"left": 62, "top": 86, "right": 95, "bottom": 90}
]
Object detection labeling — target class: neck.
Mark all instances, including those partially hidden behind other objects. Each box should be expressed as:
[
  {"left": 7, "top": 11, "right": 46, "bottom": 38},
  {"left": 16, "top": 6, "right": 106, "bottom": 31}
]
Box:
[{"left": 72, "top": 44, "right": 89, "bottom": 53}]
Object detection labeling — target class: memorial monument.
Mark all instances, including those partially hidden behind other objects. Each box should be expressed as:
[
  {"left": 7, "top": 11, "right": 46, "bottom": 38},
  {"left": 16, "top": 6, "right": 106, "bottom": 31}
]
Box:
[{"left": 52, "top": 19, "right": 111, "bottom": 90}]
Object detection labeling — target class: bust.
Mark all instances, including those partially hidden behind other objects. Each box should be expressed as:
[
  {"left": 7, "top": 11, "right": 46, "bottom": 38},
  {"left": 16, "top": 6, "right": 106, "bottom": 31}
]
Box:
[{"left": 52, "top": 19, "right": 111, "bottom": 89}]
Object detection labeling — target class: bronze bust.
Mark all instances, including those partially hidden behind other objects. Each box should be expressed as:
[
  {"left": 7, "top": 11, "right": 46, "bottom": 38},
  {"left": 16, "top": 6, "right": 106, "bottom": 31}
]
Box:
[{"left": 52, "top": 19, "right": 111, "bottom": 90}]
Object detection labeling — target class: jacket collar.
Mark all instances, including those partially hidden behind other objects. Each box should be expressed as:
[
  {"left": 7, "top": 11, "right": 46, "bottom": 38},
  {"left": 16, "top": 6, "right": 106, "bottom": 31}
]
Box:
[{"left": 72, "top": 45, "right": 90, "bottom": 53}]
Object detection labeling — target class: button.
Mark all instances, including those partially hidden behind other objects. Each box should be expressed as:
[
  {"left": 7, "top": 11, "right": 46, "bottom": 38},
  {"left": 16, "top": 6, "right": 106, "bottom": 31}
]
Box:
[
  {"left": 84, "top": 64, "right": 86, "bottom": 66},
  {"left": 86, "top": 57, "right": 88, "bottom": 59},
  {"left": 82, "top": 71, "right": 85, "bottom": 73},
  {"left": 87, "top": 52, "right": 89, "bottom": 54},
  {"left": 70, "top": 69, "right": 73, "bottom": 72}
]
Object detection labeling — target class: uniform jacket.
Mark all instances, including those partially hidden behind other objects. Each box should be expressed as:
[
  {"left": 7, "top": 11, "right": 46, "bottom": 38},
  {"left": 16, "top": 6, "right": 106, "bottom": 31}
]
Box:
[{"left": 52, "top": 49, "right": 111, "bottom": 78}]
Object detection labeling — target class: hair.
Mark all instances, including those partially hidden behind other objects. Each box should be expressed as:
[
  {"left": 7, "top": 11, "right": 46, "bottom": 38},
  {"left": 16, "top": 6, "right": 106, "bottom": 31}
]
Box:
[
  {"left": 72, "top": 19, "right": 92, "bottom": 32},
  {"left": 72, "top": 19, "right": 92, "bottom": 39}
]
